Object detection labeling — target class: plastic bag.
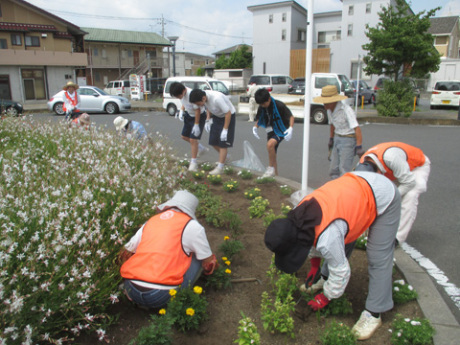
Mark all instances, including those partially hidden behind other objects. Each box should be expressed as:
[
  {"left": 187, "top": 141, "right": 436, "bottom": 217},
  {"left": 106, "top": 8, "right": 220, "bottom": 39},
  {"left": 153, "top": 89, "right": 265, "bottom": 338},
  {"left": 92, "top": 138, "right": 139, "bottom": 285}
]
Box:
[{"left": 230, "top": 140, "right": 266, "bottom": 172}]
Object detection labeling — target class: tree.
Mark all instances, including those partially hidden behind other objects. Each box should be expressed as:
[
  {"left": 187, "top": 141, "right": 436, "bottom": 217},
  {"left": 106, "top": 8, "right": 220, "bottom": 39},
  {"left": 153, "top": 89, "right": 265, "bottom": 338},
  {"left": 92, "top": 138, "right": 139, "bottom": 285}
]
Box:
[
  {"left": 215, "top": 45, "right": 252, "bottom": 69},
  {"left": 362, "top": 0, "right": 441, "bottom": 81}
]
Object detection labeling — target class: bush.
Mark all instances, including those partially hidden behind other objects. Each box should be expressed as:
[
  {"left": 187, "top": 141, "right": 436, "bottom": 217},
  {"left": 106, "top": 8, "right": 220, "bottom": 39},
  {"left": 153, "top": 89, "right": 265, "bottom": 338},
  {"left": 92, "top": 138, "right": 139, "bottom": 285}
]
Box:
[
  {"left": 320, "top": 320, "right": 357, "bottom": 345},
  {"left": 0, "top": 118, "right": 182, "bottom": 344},
  {"left": 129, "top": 314, "right": 174, "bottom": 345},
  {"left": 393, "top": 279, "right": 418, "bottom": 304},
  {"left": 390, "top": 314, "right": 435, "bottom": 345},
  {"left": 234, "top": 313, "right": 261, "bottom": 345},
  {"left": 166, "top": 287, "right": 208, "bottom": 332},
  {"left": 376, "top": 79, "right": 414, "bottom": 117},
  {"left": 219, "top": 236, "right": 245, "bottom": 260}
]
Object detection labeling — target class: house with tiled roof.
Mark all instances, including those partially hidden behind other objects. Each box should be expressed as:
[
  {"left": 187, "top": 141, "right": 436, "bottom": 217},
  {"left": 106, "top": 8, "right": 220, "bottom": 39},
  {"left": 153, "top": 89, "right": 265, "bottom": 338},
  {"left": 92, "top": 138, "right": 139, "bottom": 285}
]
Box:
[
  {"left": 428, "top": 16, "right": 460, "bottom": 59},
  {"left": 82, "top": 27, "right": 172, "bottom": 89},
  {"left": 0, "top": 0, "right": 87, "bottom": 103}
]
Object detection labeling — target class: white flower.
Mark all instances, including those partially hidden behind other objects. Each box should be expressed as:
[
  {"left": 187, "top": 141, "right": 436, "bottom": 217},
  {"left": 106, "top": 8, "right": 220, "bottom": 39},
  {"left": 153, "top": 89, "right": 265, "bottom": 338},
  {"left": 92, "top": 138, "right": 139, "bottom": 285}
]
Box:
[
  {"left": 405, "top": 318, "right": 411, "bottom": 322},
  {"left": 394, "top": 279, "right": 405, "bottom": 285},
  {"left": 394, "top": 286, "right": 400, "bottom": 291},
  {"left": 411, "top": 320, "right": 421, "bottom": 326}
]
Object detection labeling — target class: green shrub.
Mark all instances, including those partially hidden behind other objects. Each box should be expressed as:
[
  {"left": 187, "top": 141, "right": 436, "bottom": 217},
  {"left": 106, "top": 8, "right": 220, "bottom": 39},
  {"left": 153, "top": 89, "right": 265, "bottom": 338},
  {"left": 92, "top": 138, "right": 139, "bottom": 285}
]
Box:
[
  {"left": 200, "top": 162, "right": 213, "bottom": 171},
  {"left": 320, "top": 320, "right": 357, "bottom": 345},
  {"left": 376, "top": 79, "right": 414, "bottom": 117},
  {"left": 263, "top": 209, "right": 286, "bottom": 228},
  {"left": 390, "top": 314, "right": 435, "bottom": 345},
  {"left": 248, "top": 197, "right": 270, "bottom": 218},
  {"left": 166, "top": 286, "right": 208, "bottom": 332},
  {"left": 393, "top": 279, "right": 418, "bottom": 304},
  {"left": 256, "top": 176, "right": 276, "bottom": 184},
  {"left": 238, "top": 169, "right": 253, "bottom": 180},
  {"left": 129, "top": 314, "right": 174, "bottom": 345},
  {"left": 234, "top": 313, "right": 260, "bottom": 345},
  {"left": 355, "top": 234, "right": 367, "bottom": 250},
  {"left": 244, "top": 187, "right": 261, "bottom": 200},
  {"left": 219, "top": 236, "right": 245, "bottom": 260},
  {"left": 205, "top": 259, "right": 233, "bottom": 290},
  {"left": 223, "top": 179, "right": 239, "bottom": 192}
]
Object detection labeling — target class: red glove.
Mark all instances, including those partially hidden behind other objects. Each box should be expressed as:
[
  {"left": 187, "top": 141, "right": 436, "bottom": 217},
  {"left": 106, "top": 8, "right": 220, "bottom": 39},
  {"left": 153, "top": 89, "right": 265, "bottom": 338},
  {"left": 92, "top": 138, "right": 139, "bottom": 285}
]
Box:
[
  {"left": 307, "top": 293, "right": 330, "bottom": 311},
  {"left": 202, "top": 254, "right": 218, "bottom": 275},
  {"left": 305, "top": 257, "right": 321, "bottom": 286}
]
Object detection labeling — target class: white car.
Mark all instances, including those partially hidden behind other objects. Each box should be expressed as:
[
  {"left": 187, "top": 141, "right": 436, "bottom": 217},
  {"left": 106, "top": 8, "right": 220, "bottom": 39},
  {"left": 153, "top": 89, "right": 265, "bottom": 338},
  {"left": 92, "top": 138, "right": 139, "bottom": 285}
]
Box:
[
  {"left": 47, "top": 86, "right": 132, "bottom": 115},
  {"left": 430, "top": 80, "right": 460, "bottom": 109}
]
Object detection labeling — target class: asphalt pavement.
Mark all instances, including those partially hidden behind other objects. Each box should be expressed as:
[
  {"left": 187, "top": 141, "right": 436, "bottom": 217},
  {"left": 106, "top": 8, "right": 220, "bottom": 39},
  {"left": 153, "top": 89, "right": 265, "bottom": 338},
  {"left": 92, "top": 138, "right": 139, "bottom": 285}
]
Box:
[{"left": 21, "top": 98, "right": 460, "bottom": 344}]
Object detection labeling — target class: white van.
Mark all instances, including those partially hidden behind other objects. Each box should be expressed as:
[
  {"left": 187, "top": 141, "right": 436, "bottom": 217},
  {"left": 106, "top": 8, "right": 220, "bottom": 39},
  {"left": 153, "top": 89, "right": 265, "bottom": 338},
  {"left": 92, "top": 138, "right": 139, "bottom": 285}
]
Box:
[
  {"left": 162, "top": 76, "right": 234, "bottom": 116},
  {"left": 104, "top": 80, "right": 130, "bottom": 98},
  {"left": 247, "top": 74, "right": 294, "bottom": 94}
]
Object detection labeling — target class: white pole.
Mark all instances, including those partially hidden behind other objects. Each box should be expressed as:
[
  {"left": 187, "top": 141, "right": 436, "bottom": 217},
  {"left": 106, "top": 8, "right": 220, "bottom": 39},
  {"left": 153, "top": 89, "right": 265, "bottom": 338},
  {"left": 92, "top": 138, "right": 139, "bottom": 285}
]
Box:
[
  {"left": 301, "top": 0, "right": 314, "bottom": 192},
  {"left": 355, "top": 54, "right": 361, "bottom": 114}
]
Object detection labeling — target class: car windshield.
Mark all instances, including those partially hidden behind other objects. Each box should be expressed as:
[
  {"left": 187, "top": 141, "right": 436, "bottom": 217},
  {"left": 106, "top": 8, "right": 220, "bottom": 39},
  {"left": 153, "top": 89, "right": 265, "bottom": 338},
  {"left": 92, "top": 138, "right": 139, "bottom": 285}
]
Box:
[
  {"left": 338, "top": 75, "right": 353, "bottom": 92},
  {"left": 92, "top": 87, "right": 108, "bottom": 95},
  {"left": 434, "top": 81, "right": 460, "bottom": 91},
  {"left": 209, "top": 81, "right": 229, "bottom": 95},
  {"left": 249, "top": 76, "right": 270, "bottom": 85}
]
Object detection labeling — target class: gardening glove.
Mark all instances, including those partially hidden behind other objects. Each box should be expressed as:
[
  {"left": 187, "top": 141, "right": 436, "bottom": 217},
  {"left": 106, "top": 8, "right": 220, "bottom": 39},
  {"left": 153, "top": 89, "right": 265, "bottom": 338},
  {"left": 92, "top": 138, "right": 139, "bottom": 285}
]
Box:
[
  {"left": 308, "top": 293, "right": 330, "bottom": 311},
  {"left": 355, "top": 145, "right": 365, "bottom": 157},
  {"left": 178, "top": 109, "right": 184, "bottom": 121},
  {"left": 204, "top": 119, "right": 212, "bottom": 133},
  {"left": 252, "top": 126, "right": 260, "bottom": 139},
  {"left": 192, "top": 124, "right": 201, "bottom": 137},
  {"left": 220, "top": 128, "right": 228, "bottom": 142},
  {"left": 117, "top": 248, "right": 134, "bottom": 266},
  {"left": 305, "top": 257, "right": 322, "bottom": 287},
  {"left": 203, "top": 254, "right": 218, "bottom": 275},
  {"left": 284, "top": 127, "right": 293, "bottom": 141}
]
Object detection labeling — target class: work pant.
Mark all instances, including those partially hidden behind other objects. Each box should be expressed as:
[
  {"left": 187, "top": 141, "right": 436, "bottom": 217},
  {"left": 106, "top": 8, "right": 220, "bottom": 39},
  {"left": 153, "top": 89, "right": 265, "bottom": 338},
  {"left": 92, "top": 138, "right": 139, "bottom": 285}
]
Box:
[
  {"left": 397, "top": 157, "right": 431, "bottom": 243},
  {"left": 249, "top": 97, "right": 257, "bottom": 122},
  {"left": 329, "top": 136, "right": 356, "bottom": 179}
]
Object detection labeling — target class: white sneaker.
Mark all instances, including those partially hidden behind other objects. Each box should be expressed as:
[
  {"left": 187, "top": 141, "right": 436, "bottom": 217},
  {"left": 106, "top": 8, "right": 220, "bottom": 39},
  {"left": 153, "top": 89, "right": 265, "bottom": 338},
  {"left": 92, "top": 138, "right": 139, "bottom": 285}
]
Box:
[
  {"left": 197, "top": 145, "right": 209, "bottom": 157},
  {"left": 352, "top": 310, "right": 382, "bottom": 340},
  {"left": 209, "top": 166, "right": 224, "bottom": 175},
  {"left": 188, "top": 162, "right": 199, "bottom": 172},
  {"left": 262, "top": 167, "right": 275, "bottom": 178},
  {"left": 299, "top": 276, "right": 325, "bottom": 294}
]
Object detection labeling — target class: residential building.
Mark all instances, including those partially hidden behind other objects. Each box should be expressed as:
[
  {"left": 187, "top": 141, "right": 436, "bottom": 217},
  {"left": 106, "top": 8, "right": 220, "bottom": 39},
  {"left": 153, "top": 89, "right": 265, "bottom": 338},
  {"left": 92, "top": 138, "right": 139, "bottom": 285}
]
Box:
[
  {"left": 428, "top": 16, "right": 460, "bottom": 59},
  {"left": 0, "top": 0, "right": 87, "bottom": 103},
  {"left": 164, "top": 51, "right": 214, "bottom": 77},
  {"left": 214, "top": 44, "right": 253, "bottom": 60},
  {"left": 83, "top": 27, "right": 172, "bottom": 89}
]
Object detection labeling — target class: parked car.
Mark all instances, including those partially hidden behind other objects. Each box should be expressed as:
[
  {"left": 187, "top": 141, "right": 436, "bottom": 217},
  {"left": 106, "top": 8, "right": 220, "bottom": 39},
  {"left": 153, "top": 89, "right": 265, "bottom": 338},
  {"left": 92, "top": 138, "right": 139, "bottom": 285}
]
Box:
[
  {"left": 288, "top": 78, "right": 305, "bottom": 94},
  {"left": 104, "top": 80, "right": 131, "bottom": 98},
  {"left": 163, "top": 76, "right": 234, "bottom": 116},
  {"left": 374, "top": 77, "right": 420, "bottom": 105},
  {"left": 47, "top": 86, "right": 131, "bottom": 115},
  {"left": 0, "top": 99, "right": 23, "bottom": 116},
  {"left": 351, "top": 80, "right": 375, "bottom": 105},
  {"left": 247, "top": 74, "right": 294, "bottom": 94},
  {"left": 430, "top": 80, "right": 460, "bottom": 109}
]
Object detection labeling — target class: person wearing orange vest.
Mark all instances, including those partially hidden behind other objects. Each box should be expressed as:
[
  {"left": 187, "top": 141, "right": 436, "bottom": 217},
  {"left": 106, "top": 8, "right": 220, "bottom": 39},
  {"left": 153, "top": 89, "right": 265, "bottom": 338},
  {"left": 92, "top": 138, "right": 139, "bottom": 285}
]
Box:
[
  {"left": 62, "top": 81, "right": 81, "bottom": 120},
  {"left": 265, "top": 171, "right": 401, "bottom": 340},
  {"left": 119, "top": 190, "right": 217, "bottom": 309},
  {"left": 356, "top": 142, "right": 431, "bottom": 244}
]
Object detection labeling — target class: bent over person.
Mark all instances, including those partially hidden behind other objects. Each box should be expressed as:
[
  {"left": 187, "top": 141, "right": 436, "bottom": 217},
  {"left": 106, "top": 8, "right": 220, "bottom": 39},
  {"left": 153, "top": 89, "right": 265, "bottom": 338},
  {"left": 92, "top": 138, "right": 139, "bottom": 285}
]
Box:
[
  {"left": 356, "top": 142, "right": 430, "bottom": 244},
  {"left": 119, "top": 190, "right": 217, "bottom": 309},
  {"left": 264, "top": 171, "right": 401, "bottom": 340}
]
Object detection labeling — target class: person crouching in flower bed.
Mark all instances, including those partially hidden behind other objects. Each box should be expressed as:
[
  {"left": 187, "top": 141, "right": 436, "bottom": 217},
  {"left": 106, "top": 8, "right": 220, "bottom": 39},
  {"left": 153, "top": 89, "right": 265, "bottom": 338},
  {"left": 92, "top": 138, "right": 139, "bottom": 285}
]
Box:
[
  {"left": 70, "top": 112, "right": 90, "bottom": 129},
  {"left": 119, "top": 190, "right": 218, "bottom": 309}
]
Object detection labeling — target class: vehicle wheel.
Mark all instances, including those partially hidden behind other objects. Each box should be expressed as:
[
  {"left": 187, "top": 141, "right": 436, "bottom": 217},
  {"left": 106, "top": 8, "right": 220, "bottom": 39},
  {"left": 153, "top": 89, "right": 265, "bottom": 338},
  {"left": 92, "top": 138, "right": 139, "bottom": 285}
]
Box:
[
  {"left": 167, "top": 103, "right": 177, "bottom": 116},
  {"left": 6, "top": 106, "right": 19, "bottom": 117},
  {"left": 311, "top": 107, "right": 328, "bottom": 124},
  {"left": 105, "top": 102, "right": 119, "bottom": 114},
  {"left": 430, "top": 105, "right": 435, "bottom": 110},
  {"left": 54, "top": 102, "right": 65, "bottom": 115}
]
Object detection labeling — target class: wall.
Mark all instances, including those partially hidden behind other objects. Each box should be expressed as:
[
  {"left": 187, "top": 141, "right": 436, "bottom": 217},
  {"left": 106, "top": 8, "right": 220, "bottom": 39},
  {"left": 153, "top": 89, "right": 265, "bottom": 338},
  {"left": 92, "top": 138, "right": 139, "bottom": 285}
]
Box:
[{"left": 427, "top": 59, "right": 460, "bottom": 90}]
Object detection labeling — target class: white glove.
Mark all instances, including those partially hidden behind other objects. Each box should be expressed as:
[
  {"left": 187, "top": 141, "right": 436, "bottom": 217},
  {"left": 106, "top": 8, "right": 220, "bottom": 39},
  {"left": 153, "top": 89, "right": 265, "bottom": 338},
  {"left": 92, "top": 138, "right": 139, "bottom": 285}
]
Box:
[
  {"left": 252, "top": 126, "right": 260, "bottom": 139},
  {"left": 284, "top": 127, "right": 293, "bottom": 142},
  {"left": 204, "top": 119, "right": 212, "bottom": 133},
  {"left": 220, "top": 128, "right": 228, "bottom": 142},
  {"left": 178, "top": 109, "right": 184, "bottom": 121},
  {"left": 191, "top": 124, "right": 201, "bottom": 137}
]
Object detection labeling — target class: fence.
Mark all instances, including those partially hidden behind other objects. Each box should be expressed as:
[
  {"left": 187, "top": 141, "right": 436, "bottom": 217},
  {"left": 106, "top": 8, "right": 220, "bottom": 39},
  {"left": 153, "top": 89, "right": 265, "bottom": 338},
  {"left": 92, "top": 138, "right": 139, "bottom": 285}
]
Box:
[{"left": 290, "top": 48, "right": 331, "bottom": 79}]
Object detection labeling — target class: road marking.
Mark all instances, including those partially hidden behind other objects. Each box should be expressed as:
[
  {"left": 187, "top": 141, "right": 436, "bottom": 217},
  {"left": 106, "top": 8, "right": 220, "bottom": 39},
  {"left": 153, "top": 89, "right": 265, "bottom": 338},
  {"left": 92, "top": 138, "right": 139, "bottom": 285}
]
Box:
[{"left": 402, "top": 242, "right": 460, "bottom": 310}]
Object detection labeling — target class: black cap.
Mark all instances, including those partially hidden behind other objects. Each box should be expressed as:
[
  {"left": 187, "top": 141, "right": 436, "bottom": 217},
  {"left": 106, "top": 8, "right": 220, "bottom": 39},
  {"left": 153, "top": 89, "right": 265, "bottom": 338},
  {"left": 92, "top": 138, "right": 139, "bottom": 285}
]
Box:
[{"left": 355, "top": 161, "right": 377, "bottom": 173}]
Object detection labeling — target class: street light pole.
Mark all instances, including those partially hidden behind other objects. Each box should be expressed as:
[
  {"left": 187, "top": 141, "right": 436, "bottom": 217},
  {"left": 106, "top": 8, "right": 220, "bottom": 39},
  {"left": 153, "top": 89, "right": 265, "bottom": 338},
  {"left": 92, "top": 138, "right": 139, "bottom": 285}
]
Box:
[{"left": 167, "top": 36, "right": 179, "bottom": 77}]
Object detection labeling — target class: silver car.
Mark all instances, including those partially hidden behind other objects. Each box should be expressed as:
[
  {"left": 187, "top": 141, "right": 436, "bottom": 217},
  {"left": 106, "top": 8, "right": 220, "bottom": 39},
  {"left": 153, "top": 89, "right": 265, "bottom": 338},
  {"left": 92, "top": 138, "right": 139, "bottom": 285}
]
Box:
[{"left": 47, "top": 86, "right": 131, "bottom": 115}]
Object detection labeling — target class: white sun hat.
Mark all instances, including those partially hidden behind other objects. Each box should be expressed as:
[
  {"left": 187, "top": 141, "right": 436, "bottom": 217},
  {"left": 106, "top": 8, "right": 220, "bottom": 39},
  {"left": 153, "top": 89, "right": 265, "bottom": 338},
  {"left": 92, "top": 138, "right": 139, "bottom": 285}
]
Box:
[
  {"left": 157, "top": 190, "right": 199, "bottom": 219},
  {"left": 114, "top": 116, "right": 129, "bottom": 131}
]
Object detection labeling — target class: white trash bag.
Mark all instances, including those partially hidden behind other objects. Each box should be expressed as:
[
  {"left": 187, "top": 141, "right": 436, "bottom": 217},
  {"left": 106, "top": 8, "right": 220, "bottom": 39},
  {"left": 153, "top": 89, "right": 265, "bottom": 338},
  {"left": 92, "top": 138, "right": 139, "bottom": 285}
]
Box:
[{"left": 230, "top": 140, "right": 266, "bottom": 173}]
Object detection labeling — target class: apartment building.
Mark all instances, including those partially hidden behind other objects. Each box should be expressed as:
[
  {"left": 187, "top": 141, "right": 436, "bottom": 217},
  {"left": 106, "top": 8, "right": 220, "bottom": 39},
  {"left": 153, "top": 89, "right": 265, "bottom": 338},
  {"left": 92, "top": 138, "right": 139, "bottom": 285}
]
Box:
[{"left": 165, "top": 51, "right": 214, "bottom": 77}]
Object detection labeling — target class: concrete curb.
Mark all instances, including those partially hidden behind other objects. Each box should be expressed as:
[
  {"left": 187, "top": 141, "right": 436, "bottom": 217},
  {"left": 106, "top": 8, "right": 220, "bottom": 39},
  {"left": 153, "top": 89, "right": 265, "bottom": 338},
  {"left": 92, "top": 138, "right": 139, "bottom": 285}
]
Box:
[{"left": 359, "top": 116, "right": 460, "bottom": 126}]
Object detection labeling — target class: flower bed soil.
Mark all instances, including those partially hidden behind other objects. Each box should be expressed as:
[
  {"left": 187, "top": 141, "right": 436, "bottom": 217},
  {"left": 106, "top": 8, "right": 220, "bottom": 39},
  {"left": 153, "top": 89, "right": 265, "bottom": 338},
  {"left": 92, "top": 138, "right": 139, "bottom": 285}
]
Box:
[{"left": 77, "top": 176, "right": 424, "bottom": 345}]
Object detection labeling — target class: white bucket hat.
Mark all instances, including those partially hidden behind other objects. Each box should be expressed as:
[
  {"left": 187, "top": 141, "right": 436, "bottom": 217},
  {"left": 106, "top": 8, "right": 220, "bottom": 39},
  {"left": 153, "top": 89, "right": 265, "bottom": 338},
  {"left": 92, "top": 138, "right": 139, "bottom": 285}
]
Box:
[
  {"left": 157, "top": 190, "right": 199, "bottom": 219},
  {"left": 114, "top": 116, "right": 129, "bottom": 131}
]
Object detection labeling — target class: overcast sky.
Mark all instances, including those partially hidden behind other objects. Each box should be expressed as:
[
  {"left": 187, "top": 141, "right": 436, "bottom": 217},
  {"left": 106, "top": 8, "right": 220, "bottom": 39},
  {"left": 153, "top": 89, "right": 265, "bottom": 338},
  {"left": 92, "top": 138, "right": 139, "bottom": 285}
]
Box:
[{"left": 25, "top": 0, "right": 460, "bottom": 56}]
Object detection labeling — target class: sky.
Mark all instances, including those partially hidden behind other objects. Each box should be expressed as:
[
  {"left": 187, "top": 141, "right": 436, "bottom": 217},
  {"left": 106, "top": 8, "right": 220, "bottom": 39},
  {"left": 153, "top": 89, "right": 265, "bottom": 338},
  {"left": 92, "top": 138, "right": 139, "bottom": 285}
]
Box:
[{"left": 24, "top": 0, "right": 460, "bottom": 56}]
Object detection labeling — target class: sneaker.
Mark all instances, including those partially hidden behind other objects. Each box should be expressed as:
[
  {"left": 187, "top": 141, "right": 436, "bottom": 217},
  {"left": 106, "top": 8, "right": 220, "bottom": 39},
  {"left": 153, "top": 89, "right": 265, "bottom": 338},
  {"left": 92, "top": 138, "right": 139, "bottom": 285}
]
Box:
[
  {"left": 352, "top": 310, "right": 382, "bottom": 340},
  {"left": 299, "top": 276, "right": 325, "bottom": 294},
  {"left": 209, "top": 166, "right": 224, "bottom": 175},
  {"left": 262, "top": 166, "right": 275, "bottom": 178},
  {"left": 197, "top": 145, "right": 209, "bottom": 157},
  {"left": 188, "top": 162, "right": 199, "bottom": 172}
]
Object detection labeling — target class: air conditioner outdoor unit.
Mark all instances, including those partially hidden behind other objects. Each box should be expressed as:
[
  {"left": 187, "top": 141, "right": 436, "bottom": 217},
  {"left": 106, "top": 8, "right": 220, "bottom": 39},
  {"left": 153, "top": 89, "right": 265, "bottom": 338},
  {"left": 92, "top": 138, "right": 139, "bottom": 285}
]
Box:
[{"left": 41, "top": 33, "right": 47, "bottom": 38}]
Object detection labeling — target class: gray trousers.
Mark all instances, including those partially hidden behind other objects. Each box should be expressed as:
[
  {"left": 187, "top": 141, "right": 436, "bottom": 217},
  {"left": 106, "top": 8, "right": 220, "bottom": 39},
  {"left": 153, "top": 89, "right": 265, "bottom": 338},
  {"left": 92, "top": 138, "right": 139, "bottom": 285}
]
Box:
[
  {"left": 365, "top": 183, "right": 401, "bottom": 313},
  {"left": 329, "top": 136, "right": 356, "bottom": 179}
]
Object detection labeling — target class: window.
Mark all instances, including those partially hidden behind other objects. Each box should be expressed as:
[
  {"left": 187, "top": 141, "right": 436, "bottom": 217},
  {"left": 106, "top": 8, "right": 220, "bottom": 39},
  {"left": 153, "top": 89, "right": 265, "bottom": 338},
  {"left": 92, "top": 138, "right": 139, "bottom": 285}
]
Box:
[
  {"left": 102, "top": 49, "right": 107, "bottom": 58},
  {"left": 348, "top": 5, "right": 354, "bottom": 15},
  {"left": 0, "top": 39, "right": 7, "bottom": 49},
  {"left": 93, "top": 48, "right": 98, "bottom": 56},
  {"left": 127, "top": 50, "right": 132, "bottom": 57},
  {"left": 281, "top": 29, "right": 286, "bottom": 41},
  {"left": 229, "top": 71, "right": 243, "bottom": 77},
  {"left": 269, "top": 14, "right": 273, "bottom": 23},
  {"left": 190, "top": 58, "right": 194, "bottom": 65},
  {"left": 272, "top": 76, "right": 286, "bottom": 85},
  {"left": 366, "top": 3, "right": 372, "bottom": 13},
  {"left": 350, "top": 61, "right": 360, "bottom": 79},
  {"left": 317, "top": 30, "right": 341, "bottom": 47},
  {"left": 25, "top": 36, "right": 40, "bottom": 47},
  {"left": 298, "top": 29, "right": 306, "bottom": 42},
  {"left": 348, "top": 24, "right": 353, "bottom": 37},
  {"left": 282, "top": 13, "right": 287, "bottom": 22},
  {"left": 11, "top": 34, "right": 22, "bottom": 46}
]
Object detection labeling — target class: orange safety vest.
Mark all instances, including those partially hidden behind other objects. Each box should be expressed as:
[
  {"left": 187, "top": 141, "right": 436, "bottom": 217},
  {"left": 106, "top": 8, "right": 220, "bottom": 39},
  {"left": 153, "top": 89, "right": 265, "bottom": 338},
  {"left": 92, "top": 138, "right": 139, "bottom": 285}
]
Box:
[
  {"left": 120, "top": 210, "right": 192, "bottom": 286},
  {"left": 299, "top": 173, "right": 377, "bottom": 246},
  {"left": 63, "top": 91, "right": 80, "bottom": 113},
  {"left": 359, "top": 142, "right": 425, "bottom": 181}
]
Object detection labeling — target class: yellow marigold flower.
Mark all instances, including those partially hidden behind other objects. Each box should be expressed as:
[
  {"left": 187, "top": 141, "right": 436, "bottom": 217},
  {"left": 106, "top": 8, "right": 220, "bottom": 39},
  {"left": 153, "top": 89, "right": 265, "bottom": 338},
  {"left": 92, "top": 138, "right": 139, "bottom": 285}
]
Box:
[
  {"left": 224, "top": 236, "right": 230, "bottom": 241},
  {"left": 222, "top": 256, "right": 228, "bottom": 261},
  {"left": 225, "top": 260, "right": 231, "bottom": 266},
  {"left": 186, "top": 308, "right": 195, "bottom": 316},
  {"left": 225, "top": 268, "right": 231, "bottom": 274},
  {"left": 193, "top": 286, "right": 203, "bottom": 295},
  {"left": 159, "top": 309, "right": 166, "bottom": 315},
  {"left": 255, "top": 188, "right": 260, "bottom": 191},
  {"left": 169, "top": 289, "right": 177, "bottom": 297}
]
